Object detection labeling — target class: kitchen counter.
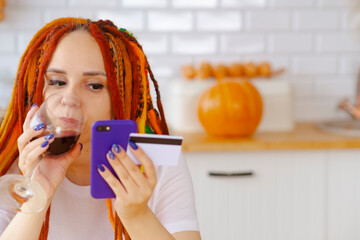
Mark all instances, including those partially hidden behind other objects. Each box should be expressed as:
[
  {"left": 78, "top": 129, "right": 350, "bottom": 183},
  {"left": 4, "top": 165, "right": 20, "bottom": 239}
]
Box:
[{"left": 176, "top": 123, "right": 360, "bottom": 152}]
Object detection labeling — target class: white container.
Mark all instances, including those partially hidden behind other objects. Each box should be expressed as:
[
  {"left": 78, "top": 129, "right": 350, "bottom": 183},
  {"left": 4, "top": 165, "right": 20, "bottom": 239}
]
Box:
[
  {"left": 164, "top": 77, "right": 294, "bottom": 133},
  {"left": 165, "top": 80, "right": 214, "bottom": 133},
  {"left": 252, "top": 78, "right": 294, "bottom": 132}
]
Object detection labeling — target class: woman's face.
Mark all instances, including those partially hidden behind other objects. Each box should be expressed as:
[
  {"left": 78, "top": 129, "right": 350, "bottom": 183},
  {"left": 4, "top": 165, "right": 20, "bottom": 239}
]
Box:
[{"left": 43, "top": 30, "right": 112, "bottom": 144}]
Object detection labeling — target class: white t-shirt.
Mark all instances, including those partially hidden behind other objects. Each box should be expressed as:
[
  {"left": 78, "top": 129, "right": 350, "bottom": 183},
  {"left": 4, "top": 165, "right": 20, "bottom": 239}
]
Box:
[{"left": 0, "top": 155, "right": 200, "bottom": 239}]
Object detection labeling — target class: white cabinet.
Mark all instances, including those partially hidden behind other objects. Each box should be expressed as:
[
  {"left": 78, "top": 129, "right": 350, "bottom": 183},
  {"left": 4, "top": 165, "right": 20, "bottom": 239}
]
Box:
[
  {"left": 327, "top": 150, "right": 360, "bottom": 240},
  {"left": 185, "top": 151, "right": 326, "bottom": 240}
]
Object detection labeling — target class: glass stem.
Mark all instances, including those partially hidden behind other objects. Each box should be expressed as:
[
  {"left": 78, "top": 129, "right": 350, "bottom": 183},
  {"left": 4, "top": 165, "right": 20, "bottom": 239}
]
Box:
[
  {"left": 25, "top": 159, "right": 41, "bottom": 183},
  {"left": 29, "top": 163, "right": 40, "bottom": 182}
]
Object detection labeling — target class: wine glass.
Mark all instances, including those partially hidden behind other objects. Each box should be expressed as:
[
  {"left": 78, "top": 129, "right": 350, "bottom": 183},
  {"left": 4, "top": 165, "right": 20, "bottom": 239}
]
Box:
[{"left": 0, "top": 93, "right": 85, "bottom": 213}]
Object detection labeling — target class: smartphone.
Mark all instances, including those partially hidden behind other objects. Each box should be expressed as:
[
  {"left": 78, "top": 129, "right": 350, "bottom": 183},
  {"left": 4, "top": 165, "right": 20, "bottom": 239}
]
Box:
[{"left": 90, "top": 120, "right": 138, "bottom": 199}]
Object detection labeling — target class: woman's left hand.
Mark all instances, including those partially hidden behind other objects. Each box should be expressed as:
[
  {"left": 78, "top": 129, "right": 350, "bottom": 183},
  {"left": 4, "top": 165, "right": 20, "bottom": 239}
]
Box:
[{"left": 98, "top": 142, "right": 157, "bottom": 220}]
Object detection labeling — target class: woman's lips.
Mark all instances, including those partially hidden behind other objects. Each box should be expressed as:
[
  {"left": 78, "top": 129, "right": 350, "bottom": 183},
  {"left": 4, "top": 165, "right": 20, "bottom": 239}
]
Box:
[{"left": 58, "top": 117, "right": 80, "bottom": 129}]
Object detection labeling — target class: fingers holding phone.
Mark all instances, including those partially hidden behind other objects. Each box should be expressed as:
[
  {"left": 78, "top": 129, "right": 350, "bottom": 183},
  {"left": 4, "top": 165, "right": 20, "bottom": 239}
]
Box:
[{"left": 97, "top": 142, "right": 156, "bottom": 219}]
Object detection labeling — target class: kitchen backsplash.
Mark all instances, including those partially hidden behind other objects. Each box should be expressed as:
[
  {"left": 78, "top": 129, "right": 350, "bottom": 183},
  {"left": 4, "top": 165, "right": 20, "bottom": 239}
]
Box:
[{"left": 0, "top": 0, "right": 358, "bottom": 121}]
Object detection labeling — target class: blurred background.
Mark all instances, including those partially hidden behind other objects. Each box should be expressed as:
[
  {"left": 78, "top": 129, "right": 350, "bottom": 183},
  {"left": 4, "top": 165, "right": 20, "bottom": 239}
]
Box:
[
  {"left": 1, "top": 1, "right": 360, "bottom": 240},
  {"left": 0, "top": 0, "right": 358, "bottom": 121}
]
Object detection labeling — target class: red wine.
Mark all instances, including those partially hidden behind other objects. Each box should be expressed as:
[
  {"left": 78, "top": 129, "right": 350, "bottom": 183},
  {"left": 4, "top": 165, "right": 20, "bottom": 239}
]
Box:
[{"left": 46, "top": 135, "right": 79, "bottom": 156}]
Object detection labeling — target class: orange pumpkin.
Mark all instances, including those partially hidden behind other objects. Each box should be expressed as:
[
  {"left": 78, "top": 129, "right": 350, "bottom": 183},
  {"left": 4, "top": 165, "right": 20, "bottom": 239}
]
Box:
[{"left": 197, "top": 80, "right": 263, "bottom": 137}]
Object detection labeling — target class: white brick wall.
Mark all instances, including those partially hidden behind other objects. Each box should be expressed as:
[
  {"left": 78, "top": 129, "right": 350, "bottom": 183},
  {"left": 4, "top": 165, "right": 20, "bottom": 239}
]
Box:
[
  {"left": 122, "top": 0, "right": 167, "bottom": 8},
  {"left": 245, "top": 11, "right": 290, "bottom": 31},
  {"left": 196, "top": 11, "right": 241, "bottom": 31},
  {"left": 221, "top": 34, "right": 265, "bottom": 54},
  {"left": 148, "top": 11, "right": 193, "bottom": 32},
  {"left": 270, "top": 0, "right": 314, "bottom": 7},
  {"left": 268, "top": 34, "right": 313, "bottom": 53},
  {"left": 0, "top": 0, "right": 358, "bottom": 121},
  {"left": 293, "top": 11, "right": 339, "bottom": 30},
  {"left": 69, "top": 0, "right": 117, "bottom": 7},
  {"left": 221, "top": 0, "right": 266, "bottom": 8},
  {"left": 96, "top": 11, "right": 144, "bottom": 31},
  {"left": 16, "top": 0, "right": 67, "bottom": 7},
  {"left": 172, "top": 34, "right": 217, "bottom": 54},
  {"left": 136, "top": 33, "right": 168, "bottom": 55},
  {"left": 0, "top": 33, "right": 16, "bottom": 53},
  {"left": 316, "top": 34, "right": 360, "bottom": 53},
  {"left": 292, "top": 56, "right": 338, "bottom": 74},
  {"left": 172, "top": 0, "right": 217, "bottom": 8}
]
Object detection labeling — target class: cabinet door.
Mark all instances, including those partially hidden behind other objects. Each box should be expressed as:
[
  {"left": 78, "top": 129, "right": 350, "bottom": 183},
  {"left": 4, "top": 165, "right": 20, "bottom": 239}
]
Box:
[
  {"left": 327, "top": 150, "right": 360, "bottom": 240},
  {"left": 185, "top": 151, "right": 326, "bottom": 240}
]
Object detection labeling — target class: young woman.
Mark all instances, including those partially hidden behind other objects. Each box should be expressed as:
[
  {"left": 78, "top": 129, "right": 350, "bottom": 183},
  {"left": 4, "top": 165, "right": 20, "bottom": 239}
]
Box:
[{"left": 0, "top": 18, "right": 201, "bottom": 240}]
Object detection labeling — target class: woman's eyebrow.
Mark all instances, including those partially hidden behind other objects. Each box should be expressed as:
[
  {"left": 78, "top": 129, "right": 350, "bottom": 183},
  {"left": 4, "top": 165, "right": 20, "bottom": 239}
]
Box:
[
  {"left": 45, "top": 69, "right": 106, "bottom": 77},
  {"left": 83, "top": 71, "right": 106, "bottom": 77},
  {"left": 46, "top": 68, "right": 66, "bottom": 74}
]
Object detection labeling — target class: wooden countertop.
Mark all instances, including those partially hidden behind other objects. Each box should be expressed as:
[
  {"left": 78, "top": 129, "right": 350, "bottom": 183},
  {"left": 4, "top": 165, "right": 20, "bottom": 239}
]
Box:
[{"left": 176, "top": 123, "right": 360, "bottom": 152}]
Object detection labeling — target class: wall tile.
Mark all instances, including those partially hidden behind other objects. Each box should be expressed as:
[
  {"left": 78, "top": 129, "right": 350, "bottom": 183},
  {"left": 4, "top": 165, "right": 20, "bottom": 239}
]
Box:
[
  {"left": 17, "top": 0, "right": 66, "bottom": 6},
  {"left": 221, "top": 0, "right": 266, "bottom": 8},
  {"left": 172, "top": 0, "right": 217, "bottom": 8},
  {"left": 295, "top": 97, "right": 341, "bottom": 121},
  {"left": 0, "top": 81, "right": 13, "bottom": 109},
  {"left": 69, "top": 0, "right": 117, "bottom": 7},
  {"left": 148, "top": 11, "right": 193, "bottom": 32},
  {"left": 0, "top": 54, "right": 21, "bottom": 76},
  {"left": 314, "top": 76, "right": 355, "bottom": 97},
  {"left": 221, "top": 34, "right": 265, "bottom": 54},
  {"left": 270, "top": 0, "right": 314, "bottom": 7},
  {"left": 293, "top": 10, "right": 339, "bottom": 30},
  {"left": 340, "top": 11, "right": 351, "bottom": 30},
  {"left": 318, "top": 0, "right": 351, "bottom": 7},
  {"left": 136, "top": 34, "right": 168, "bottom": 55},
  {"left": 316, "top": 34, "right": 360, "bottom": 53},
  {"left": 245, "top": 11, "right": 290, "bottom": 30},
  {"left": 0, "top": 9, "right": 42, "bottom": 30},
  {"left": 339, "top": 56, "right": 360, "bottom": 74},
  {"left": 292, "top": 56, "right": 337, "bottom": 74},
  {"left": 122, "top": 0, "right": 167, "bottom": 8},
  {"left": 172, "top": 34, "right": 217, "bottom": 55},
  {"left": 96, "top": 11, "right": 144, "bottom": 31},
  {"left": 197, "top": 11, "right": 241, "bottom": 31},
  {"left": 43, "top": 10, "right": 95, "bottom": 24},
  {"left": 289, "top": 76, "right": 315, "bottom": 97},
  {"left": 268, "top": 34, "right": 313, "bottom": 53},
  {"left": 0, "top": 33, "right": 16, "bottom": 53},
  {"left": 146, "top": 55, "right": 193, "bottom": 79},
  {"left": 17, "top": 32, "right": 34, "bottom": 54}
]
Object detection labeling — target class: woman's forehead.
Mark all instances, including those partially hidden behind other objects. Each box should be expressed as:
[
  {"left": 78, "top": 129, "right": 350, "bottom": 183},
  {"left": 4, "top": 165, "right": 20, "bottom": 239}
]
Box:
[{"left": 47, "top": 31, "right": 106, "bottom": 72}]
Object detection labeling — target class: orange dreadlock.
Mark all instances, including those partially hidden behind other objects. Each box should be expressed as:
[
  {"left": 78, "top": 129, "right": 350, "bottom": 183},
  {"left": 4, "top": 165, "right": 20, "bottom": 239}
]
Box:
[{"left": 0, "top": 17, "right": 169, "bottom": 240}]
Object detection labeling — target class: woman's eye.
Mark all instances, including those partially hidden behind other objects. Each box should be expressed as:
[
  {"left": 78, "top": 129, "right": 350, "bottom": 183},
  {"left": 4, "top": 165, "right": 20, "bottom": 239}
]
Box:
[
  {"left": 88, "top": 83, "right": 104, "bottom": 91},
  {"left": 49, "top": 79, "right": 66, "bottom": 86}
]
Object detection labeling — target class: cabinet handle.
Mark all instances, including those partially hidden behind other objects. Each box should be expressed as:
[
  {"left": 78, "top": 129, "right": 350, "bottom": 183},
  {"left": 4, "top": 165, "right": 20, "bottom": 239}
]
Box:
[{"left": 208, "top": 171, "right": 253, "bottom": 177}]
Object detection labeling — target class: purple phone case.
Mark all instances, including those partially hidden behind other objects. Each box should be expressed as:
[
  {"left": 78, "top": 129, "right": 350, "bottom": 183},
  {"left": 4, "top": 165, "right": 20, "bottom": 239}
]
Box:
[{"left": 90, "top": 120, "right": 138, "bottom": 199}]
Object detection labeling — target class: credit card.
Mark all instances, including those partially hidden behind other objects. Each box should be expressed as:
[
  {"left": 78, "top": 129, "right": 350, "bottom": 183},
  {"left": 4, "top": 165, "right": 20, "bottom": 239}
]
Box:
[{"left": 126, "top": 133, "right": 183, "bottom": 166}]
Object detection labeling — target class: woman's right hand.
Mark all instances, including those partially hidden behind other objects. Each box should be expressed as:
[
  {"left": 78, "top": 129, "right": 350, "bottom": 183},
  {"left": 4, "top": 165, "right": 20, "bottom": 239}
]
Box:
[{"left": 17, "top": 105, "right": 82, "bottom": 201}]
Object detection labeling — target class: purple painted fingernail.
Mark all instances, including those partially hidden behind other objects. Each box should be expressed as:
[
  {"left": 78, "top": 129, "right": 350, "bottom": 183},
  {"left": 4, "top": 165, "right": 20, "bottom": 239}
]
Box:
[
  {"left": 79, "top": 143, "right": 83, "bottom": 151},
  {"left": 129, "top": 141, "right": 138, "bottom": 150},
  {"left": 108, "top": 150, "right": 116, "bottom": 160},
  {"left": 45, "top": 133, "right": 54, "bottom": 140},
  {"left": 31, "top": 103, "right": 38, "bottom": 109},
  {"left": 41, "top": 141, "right": 49, "bottom": 148},
  {"left": 112, "top": 144, "right": 121, "bottom": 153},
  {"left": 34, "top": 123, "right": 45, "bottom": 131},
  {"left": 97, "top": 164, "right": 105, "bottom": 172}
]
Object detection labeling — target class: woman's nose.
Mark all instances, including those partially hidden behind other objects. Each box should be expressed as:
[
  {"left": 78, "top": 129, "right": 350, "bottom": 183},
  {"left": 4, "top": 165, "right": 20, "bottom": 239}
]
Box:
[{"left": 60, "top": 93, "right": 81, "bottom": 108}]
